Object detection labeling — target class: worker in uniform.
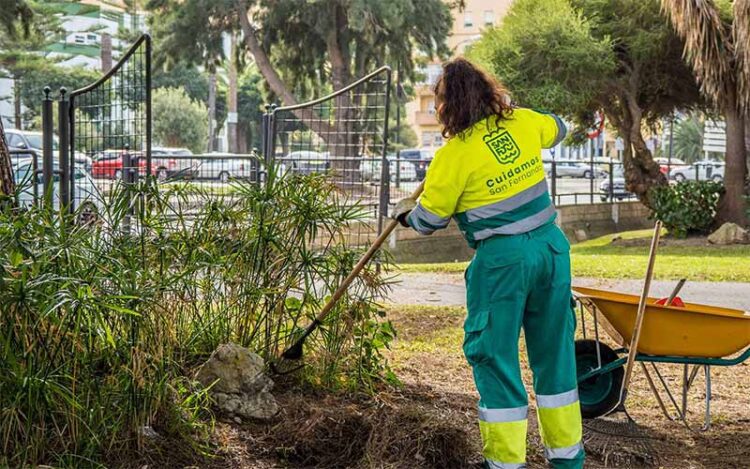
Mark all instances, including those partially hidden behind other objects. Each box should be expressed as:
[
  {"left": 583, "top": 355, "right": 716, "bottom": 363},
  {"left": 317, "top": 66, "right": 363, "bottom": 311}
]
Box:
[{"left": 394, "top": 58, "right": 584, "bottom": 469}]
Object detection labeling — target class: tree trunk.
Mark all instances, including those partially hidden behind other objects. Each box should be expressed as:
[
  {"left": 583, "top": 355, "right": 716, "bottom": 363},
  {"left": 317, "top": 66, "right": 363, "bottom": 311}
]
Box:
[
  {"left": 207, "top": 72, "right": 216, "bottom": 152},
  {"left": 237, "top": 125, "right": 248, "bottom": 154},
  {"left": 717, "top": 100, "right": 748, "bottom": 225},
  {"left": 227, "top": 34, "right": 239, "bottom": 154},
  {"left": 13, "top": 77, "right": 22, "bottom": 129},
  {"left": 236, "top": 0, "right": 335, "bottom": 139},
  {"left": 0, "top": 120, "right": 15, "bottom": 197},
  {"left": 608, "top": 93, "right": 666, "bottom": 209}
]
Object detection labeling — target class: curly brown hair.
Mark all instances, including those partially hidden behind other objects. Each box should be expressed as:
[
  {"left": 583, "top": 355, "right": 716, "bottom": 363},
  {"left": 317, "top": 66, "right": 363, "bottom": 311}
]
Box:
[{"left": 433, "top": 57, "right": 513, "bottom": 139}]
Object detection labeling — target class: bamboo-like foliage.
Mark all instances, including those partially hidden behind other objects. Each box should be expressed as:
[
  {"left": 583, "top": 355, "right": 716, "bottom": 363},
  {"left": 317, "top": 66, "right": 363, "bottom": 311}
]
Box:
[
  {"left": 660, "top": 0, "right": 734, "bottom": 106},
  {"left": 0, "top": 169, "right": 394, "bottom": 465}
]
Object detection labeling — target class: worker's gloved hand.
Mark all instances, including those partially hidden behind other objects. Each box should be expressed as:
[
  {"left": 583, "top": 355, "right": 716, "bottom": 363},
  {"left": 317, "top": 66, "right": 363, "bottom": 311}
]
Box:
[{"left": 392, "top": 197, "right": 417, "bottom": 227}]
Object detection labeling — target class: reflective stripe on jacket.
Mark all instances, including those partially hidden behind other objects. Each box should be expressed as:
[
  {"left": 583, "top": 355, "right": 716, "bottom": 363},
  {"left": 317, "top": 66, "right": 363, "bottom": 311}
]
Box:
[{"left": 407, "top": 108, "right": 565, "bottom": 247}]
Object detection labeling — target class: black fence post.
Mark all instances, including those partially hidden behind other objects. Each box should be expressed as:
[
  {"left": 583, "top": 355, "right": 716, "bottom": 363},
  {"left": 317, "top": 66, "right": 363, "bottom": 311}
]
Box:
[
  {"left": 122, "top": 144, "right": 133, "bottom": 235},
  {"left": 145, "top": 35, "right": 152, "bottom": 183},
  {"left": 261, "top": 107, "right": 270, "bottom": 166},
  {"left": 378, "top": 68, "right": 392, "bottom": 237},
  {"left": 550, "top": 160, "right": 557, "bottom": 204},
  {"left": 42, "top": 87, "right": 55, "bottom": 210},
  {"left": 58, "top": 87, "right": 71, "bottom": 213},
  {"left": 267, "top": 104, "right": 277, "bottom": 169},
  {"left": 589, "top": 139, "right": 595, "bottom": 204},
  {"left": 609, "top": 161, "right": 614, "bottom": 202}
]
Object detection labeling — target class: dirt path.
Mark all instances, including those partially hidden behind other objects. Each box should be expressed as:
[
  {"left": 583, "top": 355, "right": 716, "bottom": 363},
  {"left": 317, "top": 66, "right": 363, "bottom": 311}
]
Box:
[{"left": 390, "top": 273, "right": 750, "bottom": 310}]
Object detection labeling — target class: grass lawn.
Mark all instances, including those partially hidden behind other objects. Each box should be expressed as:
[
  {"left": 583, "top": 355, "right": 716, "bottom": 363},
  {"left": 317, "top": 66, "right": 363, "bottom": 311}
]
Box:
[{"left": 397, "top": 229, "right": 750, "bottom": 282}]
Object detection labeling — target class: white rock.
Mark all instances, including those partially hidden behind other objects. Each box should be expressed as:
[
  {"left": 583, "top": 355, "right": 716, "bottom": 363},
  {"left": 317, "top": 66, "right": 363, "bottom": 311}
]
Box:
[
  {"left": 195, "top": 343, "right": 279, "bottom": 421},
  {"left": 707, "top": 223, "right": 749, "bottom": 245}
]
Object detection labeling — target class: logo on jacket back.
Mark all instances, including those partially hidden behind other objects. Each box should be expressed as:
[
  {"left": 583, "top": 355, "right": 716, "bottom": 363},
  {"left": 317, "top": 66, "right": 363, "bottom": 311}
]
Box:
[{"left": 483, "top": 128, "right": 521, "bottom": 165}]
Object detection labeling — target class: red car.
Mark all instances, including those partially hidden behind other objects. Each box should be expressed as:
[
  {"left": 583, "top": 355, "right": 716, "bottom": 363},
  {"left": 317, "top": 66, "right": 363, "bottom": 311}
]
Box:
[
  {"left": 92, "top": 149, "right": 197, "bottom": 180},
  {"left": 91, "top": 150, "right": 144, "bottom": 180}
]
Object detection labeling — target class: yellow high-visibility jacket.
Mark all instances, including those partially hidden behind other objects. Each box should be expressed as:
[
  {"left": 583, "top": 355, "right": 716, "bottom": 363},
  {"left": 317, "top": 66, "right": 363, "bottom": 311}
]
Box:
[{"left": 407, "top": 108, "right": 566, "bottom": 247}]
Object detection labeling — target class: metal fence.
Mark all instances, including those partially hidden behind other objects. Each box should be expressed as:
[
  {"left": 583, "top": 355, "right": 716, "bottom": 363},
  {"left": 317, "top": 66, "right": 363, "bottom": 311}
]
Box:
[
  {"left": 262, "top": 66, "right": 391, "bottom": 245},
  {"left": 67, "top": 34, "right": 151, "bottom": 212}
]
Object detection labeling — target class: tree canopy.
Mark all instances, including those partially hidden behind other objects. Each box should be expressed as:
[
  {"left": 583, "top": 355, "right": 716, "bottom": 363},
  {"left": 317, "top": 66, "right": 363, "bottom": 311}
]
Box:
[
  {"left": 146, "top": 0, "right": 454, "bottom": 151},
  {"left": 152, "top": 87, "right": 209, "bottom": 153},
  {"left": 469, "top": 0, "right": 702, "bottom": 204}
]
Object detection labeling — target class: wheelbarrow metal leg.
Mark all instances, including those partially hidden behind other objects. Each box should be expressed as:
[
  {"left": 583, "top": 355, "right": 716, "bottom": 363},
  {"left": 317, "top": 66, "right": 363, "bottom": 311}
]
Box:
[
  {"left": 652, "top": 363, "right": 686, "bottom": 421},
  {"left": 640, "top": 362, "right": 674, "bottom": 421},
  {"left": 702, "top": 365, "right": 712, "bottom": 431},
  {"left": 593, "top": 306, "right": 602, "bottom": 369},
  {"left": 686, "top": 364, "right": 701, "bottom": 390},
  {"left": 681, "top": 364, "right": 690, "bottom": 423}
]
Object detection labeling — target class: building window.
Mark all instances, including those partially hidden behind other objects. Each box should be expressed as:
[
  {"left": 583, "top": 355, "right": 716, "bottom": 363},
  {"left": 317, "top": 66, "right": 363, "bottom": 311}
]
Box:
[
  {"left": 464, "top": 11, "right": 473, "bottom": 27},
  {"left": 427, "top": 100, "right": 436, "bottom": 115},
  {"left": 425, "top": 64, "right": 442, "bottom": 86},
  {"left": 484, "top": 10, "right": 495, "bottom": 25},
  {"left": 421, "top": 131, "right": 442, "bottom": 148}
]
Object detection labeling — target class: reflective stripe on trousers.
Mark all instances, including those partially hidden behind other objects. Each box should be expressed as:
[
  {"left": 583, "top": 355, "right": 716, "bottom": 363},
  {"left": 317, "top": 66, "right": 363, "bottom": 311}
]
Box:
[{"left": 536, "top": 389, "right": 584, "bottom": 464}]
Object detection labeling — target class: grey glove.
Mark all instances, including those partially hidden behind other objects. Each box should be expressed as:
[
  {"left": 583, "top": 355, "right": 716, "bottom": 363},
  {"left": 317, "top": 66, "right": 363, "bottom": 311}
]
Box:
[{"left": 392, "top": 197, "right": 417, "bottom": 227}]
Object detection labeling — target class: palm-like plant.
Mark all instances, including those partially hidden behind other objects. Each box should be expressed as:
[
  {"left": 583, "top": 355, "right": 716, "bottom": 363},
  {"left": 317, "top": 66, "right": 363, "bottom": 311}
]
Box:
[
  {"left": 661, "top": 0, "right": 749, "bottom": 225},
  {"left": 673, "top": 115, "right": 704, "bottom": 163}
]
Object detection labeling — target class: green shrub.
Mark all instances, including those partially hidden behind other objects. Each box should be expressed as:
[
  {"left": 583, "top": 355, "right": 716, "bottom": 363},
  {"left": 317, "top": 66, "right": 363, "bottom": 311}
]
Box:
[
  {"left": 649, "top": 181, "right": 724, "bottom": 237},
  {"left": 0, "top": 169, "right": 392, "bottom": 465}
]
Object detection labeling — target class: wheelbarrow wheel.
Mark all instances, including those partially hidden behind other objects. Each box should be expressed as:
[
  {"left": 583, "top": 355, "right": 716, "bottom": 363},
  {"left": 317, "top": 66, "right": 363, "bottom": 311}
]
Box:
[{"left": 575, "top": 339, "right": 623, "bottom": 419}]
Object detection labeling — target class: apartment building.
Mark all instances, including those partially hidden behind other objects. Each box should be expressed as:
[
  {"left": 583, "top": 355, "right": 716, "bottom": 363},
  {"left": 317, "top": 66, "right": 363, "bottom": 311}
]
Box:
[{"left": 405, "top": 0, "right": 514, "bottom": 150}]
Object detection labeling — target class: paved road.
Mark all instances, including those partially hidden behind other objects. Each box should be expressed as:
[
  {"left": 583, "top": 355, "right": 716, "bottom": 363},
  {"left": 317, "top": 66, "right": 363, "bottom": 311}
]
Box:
[
  {"left": 390, "top": 177, "right": 617, "bottom": 205},
  {"left": 390, "top": 273, "right": 750, "bottom": 311}
]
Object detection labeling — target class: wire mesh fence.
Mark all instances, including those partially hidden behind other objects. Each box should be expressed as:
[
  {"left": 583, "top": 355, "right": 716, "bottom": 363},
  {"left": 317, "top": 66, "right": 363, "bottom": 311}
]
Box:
[
  {"left": 266, "top": 66, "right": 392, "bottom": 245},
  {"left": 68, "top": 34, "right": 150, "bottom": 213}
]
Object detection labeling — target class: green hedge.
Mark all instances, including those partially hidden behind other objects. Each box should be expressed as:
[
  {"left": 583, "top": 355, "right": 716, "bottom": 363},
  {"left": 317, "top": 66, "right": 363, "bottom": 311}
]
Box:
[{"left": 649, "top": 181, "right": 723, "bottom": 237}]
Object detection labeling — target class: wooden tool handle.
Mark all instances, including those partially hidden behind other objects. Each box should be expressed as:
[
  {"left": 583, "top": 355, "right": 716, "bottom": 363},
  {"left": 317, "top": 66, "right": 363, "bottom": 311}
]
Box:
[
  {"left": 312, "top": 181, "right": 425, "bottom": 324},
  {"left": 620, "top": 220, "right": 662, "bottom": 401},
  {"left": 666, "top": 278, "right": 686, "bottom": 306}
]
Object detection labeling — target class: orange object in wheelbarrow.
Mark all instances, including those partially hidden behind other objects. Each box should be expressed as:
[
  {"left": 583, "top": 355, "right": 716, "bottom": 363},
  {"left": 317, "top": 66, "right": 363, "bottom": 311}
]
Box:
[{"left": 572, "top": 286, "right": 750, "bottom": 358}]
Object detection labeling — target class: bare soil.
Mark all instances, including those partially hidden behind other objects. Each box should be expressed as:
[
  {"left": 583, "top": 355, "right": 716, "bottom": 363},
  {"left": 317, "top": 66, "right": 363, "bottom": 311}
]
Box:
[
  {"left": 133, "top": 302, "right": 749, "bottom": 468},
  {"left": 609, "top": 234, "right": 721, "bottom": 248},
  {"left": 385, "top": 305, "right": 750, "bottom": 469}
]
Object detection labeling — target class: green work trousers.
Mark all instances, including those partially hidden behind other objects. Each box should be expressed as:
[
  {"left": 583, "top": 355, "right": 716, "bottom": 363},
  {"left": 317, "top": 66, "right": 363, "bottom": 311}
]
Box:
[{"left": 463, "top": 222, "right": 584, "bottom": 469}]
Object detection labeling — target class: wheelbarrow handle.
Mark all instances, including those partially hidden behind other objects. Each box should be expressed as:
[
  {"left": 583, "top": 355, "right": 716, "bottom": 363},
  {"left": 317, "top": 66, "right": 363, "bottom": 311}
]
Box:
[{"left": 620, "top": 220, "right": 662, "bottom": 401}]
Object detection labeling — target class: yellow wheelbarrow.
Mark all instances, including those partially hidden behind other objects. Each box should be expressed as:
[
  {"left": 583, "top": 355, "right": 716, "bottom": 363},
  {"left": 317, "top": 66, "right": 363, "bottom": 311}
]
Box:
[{"left": 572, "top": 285, "right": 750, "bottom": 430}]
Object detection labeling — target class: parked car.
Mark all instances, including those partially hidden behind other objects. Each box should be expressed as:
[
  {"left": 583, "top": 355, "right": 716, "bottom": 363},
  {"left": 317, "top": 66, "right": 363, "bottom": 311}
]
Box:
[
  {"left": 654, "top": 157, "right": 687, "bottom": 175},
  {"left": 398, "top": 148, "right": 434, "bottom": 180},
  {"left": 193, "top": 152, "right": 261, "bottom": 183},
  {"left": 359, "top": 155, "right": 418, "bottom": 182},
  {"left": 669, "top": 160, "right": 724, "bottom": 182},
  {"left": 599, "top": 167, "right": 635, "bottom": 201},
  {"left": 5, "top": 129, "right": 49, "bottom": 154},
  {"left": 5, "top": 128, "right": 92, "bottom": 172},
  {"left": 13, "top": 160, "right": 102, "bottom": 223},
  {"left": 151, "top": 147, "right": 198, "bottom": 180},
  {"left": 277, "top": 150, "right": 331, "bottom": 175},
  {"left": 545, "top": 159, "right": 605, "bottom": 178},
  {"left": 91, "top": 149, "right": 142, "bottom": 179}
]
